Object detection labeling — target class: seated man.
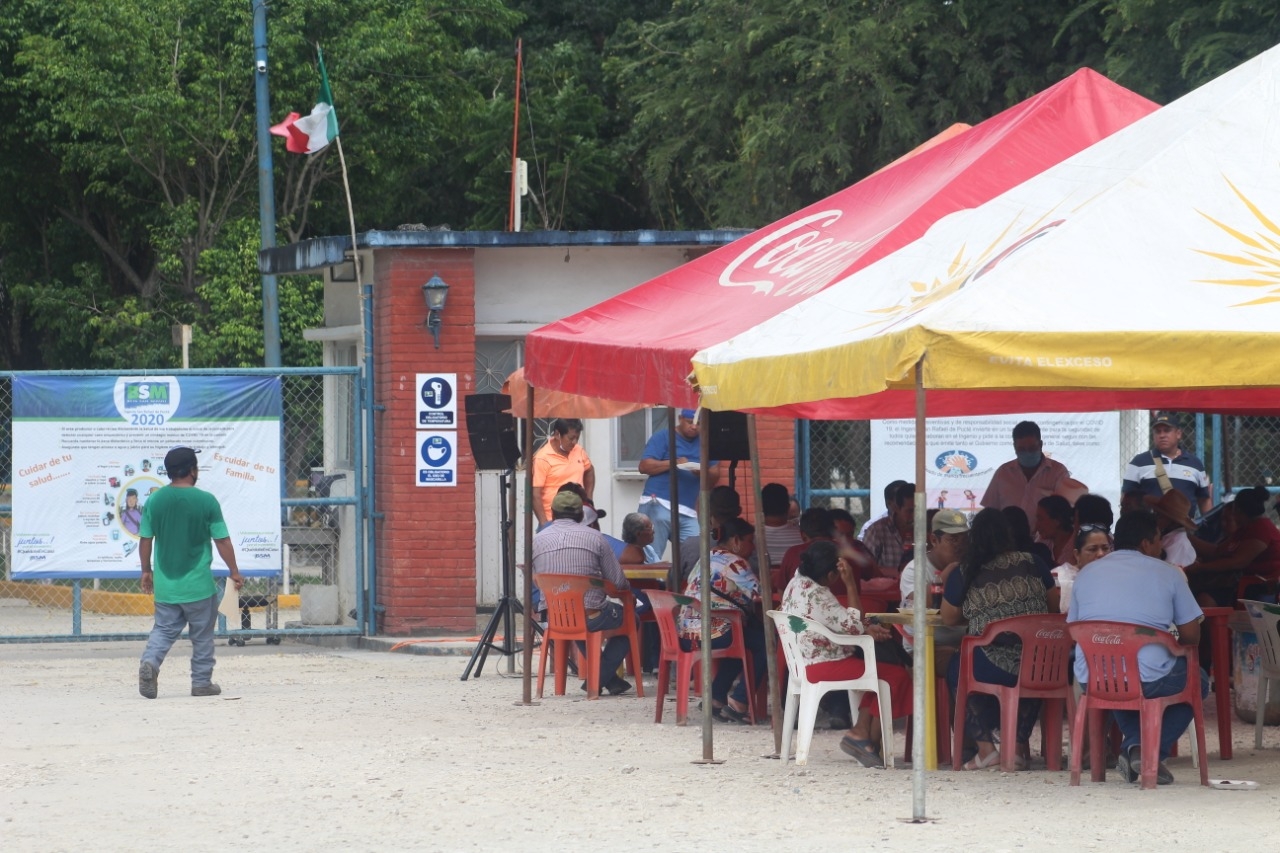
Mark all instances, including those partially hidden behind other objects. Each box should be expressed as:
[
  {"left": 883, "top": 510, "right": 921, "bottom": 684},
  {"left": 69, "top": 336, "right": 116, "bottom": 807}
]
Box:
[
  {"left": 619, "top": 512, "right": 659, "bottom": 565},
  {"left": 532, "top": 491, "right": 633, "bottom": 695},
  {"left": 761, "top": 482, "right": 803, "bottom": 567},
  {"left": 1067, "top": 509, "right": 1206, "bottom": 785},
  {"left": 675, "top": 485, "right": 742, "bottom": 588},
  {"left": 861, "top": 481, "right": 915, "bottom": 579}
]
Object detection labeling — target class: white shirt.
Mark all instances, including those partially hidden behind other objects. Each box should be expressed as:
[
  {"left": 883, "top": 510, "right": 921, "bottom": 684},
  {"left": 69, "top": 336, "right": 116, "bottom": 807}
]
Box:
[
  {"left": 762, "top": 521, "right": 803, "bottom": 566},
  {"left": 1161, "top": 528, "right": 1196, "bottom": 568},
  {"left": 980, "top": 455, "right": 1072, "bottom": 526}
]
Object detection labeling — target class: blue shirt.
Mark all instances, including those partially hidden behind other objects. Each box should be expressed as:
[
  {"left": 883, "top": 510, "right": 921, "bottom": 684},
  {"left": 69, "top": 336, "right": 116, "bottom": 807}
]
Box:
[
  {"left": 1067, "top": 548, "right": 1203, "bottom": 684},
  {"left": 639, "top": 429, "right": 715, "bottom": 510}
]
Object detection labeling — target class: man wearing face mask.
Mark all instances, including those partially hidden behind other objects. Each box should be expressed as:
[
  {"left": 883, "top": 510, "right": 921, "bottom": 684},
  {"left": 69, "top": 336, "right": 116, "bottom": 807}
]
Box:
[{"left": 980, "top": 421, "right": 1074, "bottom": 527}]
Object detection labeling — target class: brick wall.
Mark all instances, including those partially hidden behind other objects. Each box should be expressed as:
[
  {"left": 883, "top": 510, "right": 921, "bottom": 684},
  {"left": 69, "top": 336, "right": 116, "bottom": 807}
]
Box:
[
  {"left": 374, "top": 248, "right": 478, "bottom": 635},
  {"left": 737, "top": 415, "right": 798, "bottom": 519}
]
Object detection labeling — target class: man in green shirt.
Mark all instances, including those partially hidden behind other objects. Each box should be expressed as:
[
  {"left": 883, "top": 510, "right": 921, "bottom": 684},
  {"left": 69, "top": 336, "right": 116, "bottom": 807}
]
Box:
[{"left": 138, "top": 446, "right": 243, "bottom": 698}]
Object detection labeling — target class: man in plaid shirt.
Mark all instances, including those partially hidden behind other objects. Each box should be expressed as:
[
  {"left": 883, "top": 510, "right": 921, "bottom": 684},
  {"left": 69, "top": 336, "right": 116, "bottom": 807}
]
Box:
[{"left": 533, "top": 490, "right": 633, "bottom": 695}]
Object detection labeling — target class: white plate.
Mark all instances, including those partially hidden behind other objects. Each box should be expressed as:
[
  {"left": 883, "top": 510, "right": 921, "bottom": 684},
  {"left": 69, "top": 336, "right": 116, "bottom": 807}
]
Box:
[{"left": 1208, "top": 779, "right": 1259, "bottom": 790}]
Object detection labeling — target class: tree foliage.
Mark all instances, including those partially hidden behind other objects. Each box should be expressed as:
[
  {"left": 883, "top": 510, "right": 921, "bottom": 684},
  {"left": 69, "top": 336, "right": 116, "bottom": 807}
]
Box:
[{"left": 0, "top": 0, "right": 1277, "bottom": 368}]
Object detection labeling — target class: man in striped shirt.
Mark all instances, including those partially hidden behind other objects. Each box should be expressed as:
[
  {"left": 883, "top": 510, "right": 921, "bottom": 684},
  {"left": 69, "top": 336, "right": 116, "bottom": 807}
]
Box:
[
  {"left": 1121, "top": 412, "right": 1212, "bottom": 517},
  {"left": 533, "top": 490, "right": 633, "bottom": 695}
]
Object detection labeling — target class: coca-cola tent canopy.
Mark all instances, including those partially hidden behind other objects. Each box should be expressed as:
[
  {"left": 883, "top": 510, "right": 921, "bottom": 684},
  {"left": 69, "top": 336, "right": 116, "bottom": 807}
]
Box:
[
  {"left": 524, "top": 69, "right": 1158, "bottom": 411},
  {"left": 690, "top": 44, "right": 1280, "bottom": 418}
]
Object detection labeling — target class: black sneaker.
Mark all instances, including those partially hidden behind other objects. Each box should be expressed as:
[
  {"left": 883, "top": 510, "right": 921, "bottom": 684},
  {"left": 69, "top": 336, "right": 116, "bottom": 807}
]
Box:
[
  {"left": 1119, "top": 746, "right": 1175, "bottom": 785},
  {"left": 1116, "top": 747, "right": 1138, "bottom": 783},
  {"left": 139, "top": 662, "right": 158, "bottom": 699},
  {"left": 191, "top": 683, "right": 222, "bottom": 697}
]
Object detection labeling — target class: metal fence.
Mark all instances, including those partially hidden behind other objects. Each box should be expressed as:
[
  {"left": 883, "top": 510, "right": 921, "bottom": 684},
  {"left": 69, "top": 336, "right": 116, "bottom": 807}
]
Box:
[
  {"left": 0, "top": 368, "right": 367, "bottom": 643},
  {"left": 798, "top": 412, "right": 1280, "bottom": 526}
]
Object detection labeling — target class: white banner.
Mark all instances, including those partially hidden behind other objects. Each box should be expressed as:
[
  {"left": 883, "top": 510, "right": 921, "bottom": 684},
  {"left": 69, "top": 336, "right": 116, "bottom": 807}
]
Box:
[
  {"left": 10, "top": 375, "right": 282, "bottom": 578},
  {"left": 869, "top": 412, "right": 1121, "bottom": 519}
]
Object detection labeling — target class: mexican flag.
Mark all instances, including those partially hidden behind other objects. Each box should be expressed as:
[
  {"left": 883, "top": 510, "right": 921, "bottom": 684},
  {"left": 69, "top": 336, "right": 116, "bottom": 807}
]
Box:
[{"left": 270, "top": 48, "right": 339, "bottom": 154}]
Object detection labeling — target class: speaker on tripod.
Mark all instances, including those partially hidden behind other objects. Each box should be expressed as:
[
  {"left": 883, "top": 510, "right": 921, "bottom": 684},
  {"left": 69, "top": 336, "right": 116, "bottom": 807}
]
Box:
[
  {"left": 464, "top": 393, "right": 522, "bottom": 470},
  {"left": 461, "top": 394, "right": 531, "bottom": 680}
]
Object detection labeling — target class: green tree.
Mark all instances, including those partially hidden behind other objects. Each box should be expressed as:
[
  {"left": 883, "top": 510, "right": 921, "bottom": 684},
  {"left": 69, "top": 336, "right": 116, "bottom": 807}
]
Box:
[
  {"left": 1070, "top": 0, "right": 1280, "bottom": 101},
  {"left": 0, "top": 0, "right": 516, "bottom": 369},
  {"left": 607, "top": 0, "right": 1111, "bottom": 229}
]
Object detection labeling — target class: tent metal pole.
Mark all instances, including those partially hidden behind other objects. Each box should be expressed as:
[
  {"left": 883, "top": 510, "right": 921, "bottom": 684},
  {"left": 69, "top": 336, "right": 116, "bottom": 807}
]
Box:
[
  {"left": 910, "top": 360, "right": 930, "bottom": 820},
  {"left": 695, "top": 408, "right": 720, "bottom": 762},
  {"left": 668, "top": 409, "right": 680, "bottom": 572},
  {"left": 747, "top": 414, "right": 782, "bottom": 755},
  {"left": 520, "top": 384, "right": 536, "bottom": 705}
]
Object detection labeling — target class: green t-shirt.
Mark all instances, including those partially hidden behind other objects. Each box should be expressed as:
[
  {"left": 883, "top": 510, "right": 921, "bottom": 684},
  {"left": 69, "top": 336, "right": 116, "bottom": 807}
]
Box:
[{"left": 139, "top": 485, "right": 230, "bottom": 604}]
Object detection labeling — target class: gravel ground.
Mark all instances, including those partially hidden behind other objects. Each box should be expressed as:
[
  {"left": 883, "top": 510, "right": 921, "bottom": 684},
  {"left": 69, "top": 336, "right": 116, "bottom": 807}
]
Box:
[{"left": 2, "top": 639, "right": 1278, "bottom": 852}]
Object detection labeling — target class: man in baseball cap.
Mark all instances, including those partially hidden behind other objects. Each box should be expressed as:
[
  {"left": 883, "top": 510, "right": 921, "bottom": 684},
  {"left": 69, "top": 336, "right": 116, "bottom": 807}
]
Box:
[
  {"left": 533, "top": 481, "right": 633, "bottom": 696},
  {"left": 1121, "top": 412, "right": 1212, "bottom": 517},
  {"left": 899, "top": 507, "right": 970, "bottom": 660}
]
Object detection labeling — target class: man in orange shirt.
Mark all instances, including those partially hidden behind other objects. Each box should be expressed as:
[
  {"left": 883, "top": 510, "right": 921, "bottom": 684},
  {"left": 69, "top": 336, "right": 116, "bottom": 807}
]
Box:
[{"left": 532, "top": 419, "right": 595, "bottom": 527}]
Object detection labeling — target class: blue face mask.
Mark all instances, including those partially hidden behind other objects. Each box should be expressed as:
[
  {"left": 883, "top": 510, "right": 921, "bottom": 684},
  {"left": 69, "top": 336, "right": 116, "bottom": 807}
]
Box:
[{"left": 1016, "top": 450, "right": 1043, "bottom": 468}]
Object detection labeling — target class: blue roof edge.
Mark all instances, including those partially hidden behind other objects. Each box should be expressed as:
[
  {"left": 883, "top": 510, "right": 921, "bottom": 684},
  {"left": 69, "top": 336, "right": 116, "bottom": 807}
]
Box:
[{"left": 258, "top": 229, "right": 753, "bottom": 275}]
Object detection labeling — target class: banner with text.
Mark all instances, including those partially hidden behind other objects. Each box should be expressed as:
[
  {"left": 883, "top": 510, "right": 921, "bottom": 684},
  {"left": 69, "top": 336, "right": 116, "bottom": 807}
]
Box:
[
  {"left": 10, "top": 375, "right": 283, "bottom": 578},
  {"left": 869, "top": 412, "right": 1121, "bottom": 519}
]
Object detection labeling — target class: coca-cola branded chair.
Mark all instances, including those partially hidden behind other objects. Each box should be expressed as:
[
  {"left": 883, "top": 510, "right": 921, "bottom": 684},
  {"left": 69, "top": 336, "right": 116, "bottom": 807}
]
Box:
[{"left": 951, "top": 613, "right": 1073, "bottom": 772}]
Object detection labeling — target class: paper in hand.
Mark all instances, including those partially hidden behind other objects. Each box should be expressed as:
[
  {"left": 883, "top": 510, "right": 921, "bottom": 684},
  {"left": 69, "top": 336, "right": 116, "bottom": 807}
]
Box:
[{"left": 218, "top": 581, "right": 240, "bottom": 621}]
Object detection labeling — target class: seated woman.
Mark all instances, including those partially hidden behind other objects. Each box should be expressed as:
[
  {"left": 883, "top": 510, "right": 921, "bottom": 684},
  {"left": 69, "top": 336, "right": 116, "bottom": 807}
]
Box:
[
  {"left": 1051, "top": 524, "right": 1113, "bottom": 614},
  {"left": 943, "top": 508, "right": 1058, "bottom": 770},
  {"left": 1035, "top": 495, "right": 1076, "bottom": 567},
  {"left": 619, "top": 512, "right": 659, "bottom": 564},
  {"left": 679, "top": 518, "right": 766, "bottom": 724},
  {"left": 781, "top": 540, "right": 912, "bottom": 767},
  {"left": 1186, "top": 486, "right": 1280, "bottom": 606}
]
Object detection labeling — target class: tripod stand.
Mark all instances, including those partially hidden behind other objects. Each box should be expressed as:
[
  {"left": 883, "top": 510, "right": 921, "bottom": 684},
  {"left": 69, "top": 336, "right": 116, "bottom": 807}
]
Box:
[{"left": 462, "top": 469, "right": 539, "bottom": 680}]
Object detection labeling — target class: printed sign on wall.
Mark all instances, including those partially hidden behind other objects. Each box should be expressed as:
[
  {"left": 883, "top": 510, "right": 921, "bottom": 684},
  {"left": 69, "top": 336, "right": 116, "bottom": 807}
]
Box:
[
  {"left": 417, "top": 431, "right": 458, "bottom": 486},
  {"left": 416, "top": 373, "right": 457, "bottom": 427},
  {"left": 10, "top": 375, "right": 283, "bottom": 578}
]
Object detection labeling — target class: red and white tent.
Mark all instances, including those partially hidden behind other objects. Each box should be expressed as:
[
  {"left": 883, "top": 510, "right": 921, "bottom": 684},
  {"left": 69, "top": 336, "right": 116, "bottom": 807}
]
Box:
[{"left": 525, "top": 69, "right": 1158, "bottom": 411}]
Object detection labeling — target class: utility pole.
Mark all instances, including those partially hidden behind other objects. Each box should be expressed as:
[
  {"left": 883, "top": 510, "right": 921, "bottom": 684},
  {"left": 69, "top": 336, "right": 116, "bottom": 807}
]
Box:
[{"left": 252, "top": 0, "right": 281, "bottom": 367}]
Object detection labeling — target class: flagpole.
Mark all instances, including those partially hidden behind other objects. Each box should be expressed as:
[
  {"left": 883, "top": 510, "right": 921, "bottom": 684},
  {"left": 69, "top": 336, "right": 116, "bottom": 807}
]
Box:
[{"left": 335, "top": 137, "right": 362, "bottom": 293}]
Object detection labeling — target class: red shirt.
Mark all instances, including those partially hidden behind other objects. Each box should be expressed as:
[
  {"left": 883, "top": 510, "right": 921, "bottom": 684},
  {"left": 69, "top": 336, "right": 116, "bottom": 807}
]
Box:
[{"left": 1233, "top": 516, "right": 1280, "bottom": 580}]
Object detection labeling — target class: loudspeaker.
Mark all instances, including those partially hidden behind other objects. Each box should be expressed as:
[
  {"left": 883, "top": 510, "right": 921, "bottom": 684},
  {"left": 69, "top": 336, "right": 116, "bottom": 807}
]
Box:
[
  {"left": 706, "top": 410, "right": 750, "bottom": 461},
  {"left": 464, "top": 394, "right": 522, "bottom": 470}
]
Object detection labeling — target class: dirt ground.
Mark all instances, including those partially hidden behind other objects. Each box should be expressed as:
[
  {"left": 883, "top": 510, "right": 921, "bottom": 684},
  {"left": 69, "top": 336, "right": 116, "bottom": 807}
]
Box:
[{"left": 2, "top": 639, "right": 1277, "bottom": 852}]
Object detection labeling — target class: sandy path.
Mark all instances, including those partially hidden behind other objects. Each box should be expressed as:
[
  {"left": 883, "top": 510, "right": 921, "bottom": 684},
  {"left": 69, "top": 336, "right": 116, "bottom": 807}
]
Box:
[{"left": 2, "top": 641, "right": 1276, "bottom": 852}]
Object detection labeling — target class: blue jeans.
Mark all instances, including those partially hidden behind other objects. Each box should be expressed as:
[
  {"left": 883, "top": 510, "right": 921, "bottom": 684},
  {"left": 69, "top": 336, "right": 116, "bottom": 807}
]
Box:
[
  {"left": 639, "top": 498, "right": 699, "bottom": 561},
  {"left": 581, "top": 602, "right": 630, "bottom": 686},
  {"left": 141, "top": 593, "right": 219, "bottom": 687},
  {"left": 1110, "top": 657, "right": 1210, "bottom": 760}
]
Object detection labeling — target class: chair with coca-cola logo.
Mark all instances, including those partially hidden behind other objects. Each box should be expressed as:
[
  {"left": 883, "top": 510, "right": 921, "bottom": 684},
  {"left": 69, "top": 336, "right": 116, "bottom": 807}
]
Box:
[
  {"left": 951, "top": 612, "right": 1073, "bottom": 772},
  {"left": 1067, "top": 620, "right": 1209, "bottom": 790}
]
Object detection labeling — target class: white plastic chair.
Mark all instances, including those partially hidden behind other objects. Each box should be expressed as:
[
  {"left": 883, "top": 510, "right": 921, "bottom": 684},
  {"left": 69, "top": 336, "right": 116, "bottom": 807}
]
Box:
[
  {"left": 1241, "top": 599, "right": 1280, "bottom": 748},
  {"left": 767, "top": 610, "right": 894, "bottom": 767}
]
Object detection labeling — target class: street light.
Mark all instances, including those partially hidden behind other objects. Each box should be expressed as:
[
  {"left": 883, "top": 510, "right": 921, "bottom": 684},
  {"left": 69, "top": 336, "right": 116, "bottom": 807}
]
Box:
[{"left": 422, "top": 274, "right": 450, "bottom": 349}]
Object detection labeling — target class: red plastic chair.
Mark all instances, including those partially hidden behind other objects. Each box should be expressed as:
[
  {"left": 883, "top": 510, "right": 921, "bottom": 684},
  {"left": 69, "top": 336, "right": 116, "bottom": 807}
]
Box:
[
  {"left": 1067, "top": 620, "right": 1210, "bottom": 790},
  {"left": 534, "top": 574, "right": 642, "bottom": 700},
  {"left": 951, "top": 613, "right": 1073, "bottom": 772},
  {"left": 647, "top": 589, "right": 758, "bottom": 725}
]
